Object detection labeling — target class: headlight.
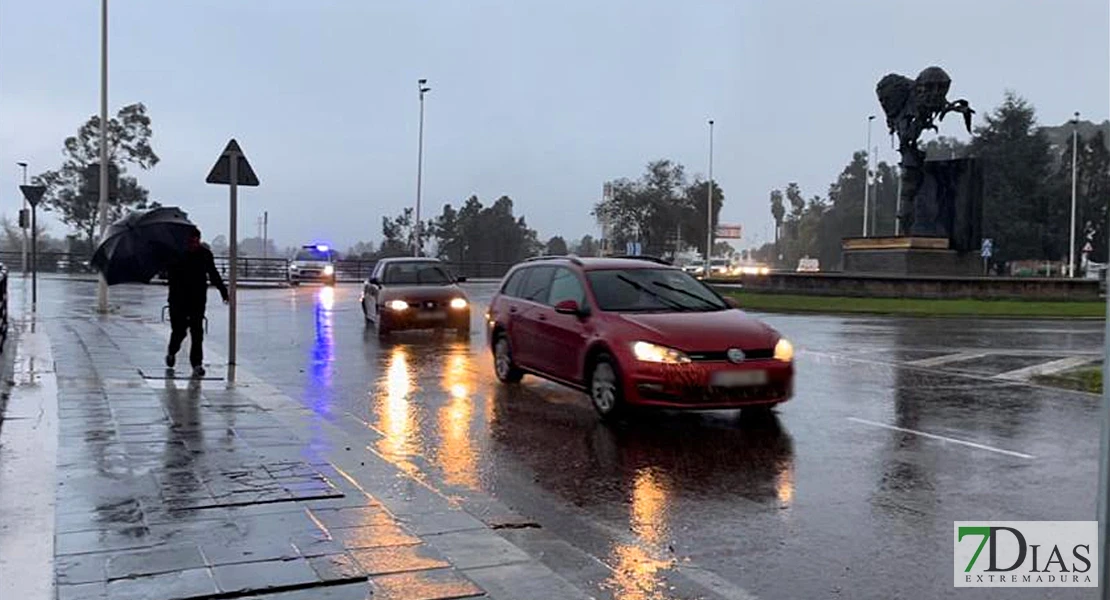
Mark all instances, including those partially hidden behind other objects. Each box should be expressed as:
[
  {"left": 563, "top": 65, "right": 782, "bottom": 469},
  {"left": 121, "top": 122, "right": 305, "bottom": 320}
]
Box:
[
  {"left": 289, "top": 264, "right": 299, "bottom": 271},
  {"left": 632, "top": 341, "right": 691, "bottom": 364},
  {"left": 774, "top": 338, "right": 794, "bottom": 362},
  {"left": 449, "top": 298, "right": 468, "bottom": 309},
  {"left": 760, "top": 267, "right": 770, "bottom": 275},
  {"left": 387, "top": 300, "right": 409, "bottom": 311},
  {"left": 323, "top": 265, "right": 335, "bottom": 276}
]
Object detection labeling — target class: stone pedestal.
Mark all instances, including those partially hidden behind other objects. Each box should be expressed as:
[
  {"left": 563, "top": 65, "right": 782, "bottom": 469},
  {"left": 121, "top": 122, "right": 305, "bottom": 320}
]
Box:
[{"left": 841, "top": 236, "right": 982, "bottom": 276}]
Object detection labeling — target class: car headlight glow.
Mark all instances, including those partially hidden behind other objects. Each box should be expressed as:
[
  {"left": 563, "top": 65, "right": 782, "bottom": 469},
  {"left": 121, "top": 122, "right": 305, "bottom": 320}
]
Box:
[
  {"left": 774, "top": 338, "right": 794, "bottom": 362},
  {"left": 289, "top": 264, "right": 299, "bottom": 271},
  {"left": 323, "top": 265, "right": 335, "bottom": 276},
  {"left": 449, "top": 297, "right": 468, "bottom": 309},
  {"left": 632, "top": 341, "right": 691, "bottom": 364},
  {"left": 387, "top": 300, "right": 409, "bottom": 311},
  {"left": 760, "top": 267, "right": 770, "bottom": 275}
]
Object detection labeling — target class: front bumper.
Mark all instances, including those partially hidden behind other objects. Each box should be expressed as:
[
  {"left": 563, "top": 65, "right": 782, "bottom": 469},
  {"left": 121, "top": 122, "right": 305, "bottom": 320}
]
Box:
[
  {"left": 621, "top": 359, "right": 794, "bottom": 409},
  {"left": 289, "top": 270, "right": 335, "bottom": 283},
  {"left": 381, "top": 307, "right": 470, "bottom": 331}
]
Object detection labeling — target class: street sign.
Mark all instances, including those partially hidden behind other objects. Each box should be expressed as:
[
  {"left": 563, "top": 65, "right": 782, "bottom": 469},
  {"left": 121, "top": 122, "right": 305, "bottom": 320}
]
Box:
[
  {"left": 19, "top": 185, "right": 45, "bottom": 208},
  {"left": 18, "top": 185, "right": 46, "bottom": 306},
  {"left": 206, "top": 138, "right": 259, "bottom": 381},
  {"left": 980, "top": 238, "right": 993, "bottom": 258},
  {"left": 625, "top": 241, "right": 642, "bottom": 256},
  {"left": 716, "top": 224, "right": 743, "bottom": 239},
  {"left": 206, "top": 139, "right": 259, "bottom": 186},
  {"left": 82, "top": 163, "right": 119, "bottom": 198}
]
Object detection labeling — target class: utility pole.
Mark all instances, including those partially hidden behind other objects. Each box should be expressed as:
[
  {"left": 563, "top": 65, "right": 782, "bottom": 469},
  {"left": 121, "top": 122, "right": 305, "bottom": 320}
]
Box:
[
  {"left": 16, "top": 162, "right": 27, "bottom": 277},
  {"left": 95, "top": 0, "right": 110, "bottom": 314},
  {"left": 263, "top": 211, "right": 268, "bottom": 261},
  {"left": 1069, "top": 112, "right": 1080, "bottom": 278},
  {"left": 415, "top": 78, "right": 430, "bottom": 257},
  {"left": 704, "top": 119, "right": 715, "bottom": 276},
  {"left": 863, "top": 115, "right": 875, "bottom": 237}
]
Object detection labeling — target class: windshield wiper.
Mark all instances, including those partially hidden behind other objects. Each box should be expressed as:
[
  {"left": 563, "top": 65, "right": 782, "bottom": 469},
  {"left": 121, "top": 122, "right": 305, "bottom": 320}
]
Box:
[
  {"left": 615, "top": 275, "right": 692, "bottom": 312},
  {"left": 650, "top": 280, "right": 723, "bottom": 310}
]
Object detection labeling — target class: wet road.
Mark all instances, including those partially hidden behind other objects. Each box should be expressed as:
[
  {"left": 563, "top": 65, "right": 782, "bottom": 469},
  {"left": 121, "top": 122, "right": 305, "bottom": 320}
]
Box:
[{"left": 23, "top": 278, "right": 1105, "bottom": 599}]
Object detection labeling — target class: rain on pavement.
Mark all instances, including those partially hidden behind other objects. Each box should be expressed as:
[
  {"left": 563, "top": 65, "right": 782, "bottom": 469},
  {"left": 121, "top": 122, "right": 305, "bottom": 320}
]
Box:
[{"left": 21, "top": 277, "right": 1103, "bottom": 599}]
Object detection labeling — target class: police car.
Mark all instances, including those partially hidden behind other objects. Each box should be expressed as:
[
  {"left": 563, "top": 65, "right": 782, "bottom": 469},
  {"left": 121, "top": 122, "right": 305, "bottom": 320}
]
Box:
[{"left": 288, "top": 244, "right": 337, "bottom": 286}]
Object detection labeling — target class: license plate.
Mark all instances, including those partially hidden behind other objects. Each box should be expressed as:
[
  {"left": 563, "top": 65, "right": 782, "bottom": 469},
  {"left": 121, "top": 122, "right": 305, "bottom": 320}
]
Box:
[
  {"left": 711, "top": 370, "right": 767, "bottom": 387},
  {"left": 416, "top": 311, "right": 446, "bottom": 321}
]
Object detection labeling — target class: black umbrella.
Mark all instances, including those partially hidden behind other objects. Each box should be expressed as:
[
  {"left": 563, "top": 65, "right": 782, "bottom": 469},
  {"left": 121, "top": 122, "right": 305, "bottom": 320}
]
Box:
[{"left": 91, "top": 206, "right": 197, "bottom": 285}]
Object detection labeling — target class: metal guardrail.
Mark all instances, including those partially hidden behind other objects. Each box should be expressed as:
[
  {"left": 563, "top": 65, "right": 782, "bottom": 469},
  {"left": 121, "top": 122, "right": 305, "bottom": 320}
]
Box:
[{"left": 0, "top": 264, "right": 8, "bottom": 353}]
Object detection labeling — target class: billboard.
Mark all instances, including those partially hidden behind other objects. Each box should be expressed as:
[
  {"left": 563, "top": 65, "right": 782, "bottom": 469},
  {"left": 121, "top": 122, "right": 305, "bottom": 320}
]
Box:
[{"left": 716, "top": 224, "right": 742, "bottom": 239}]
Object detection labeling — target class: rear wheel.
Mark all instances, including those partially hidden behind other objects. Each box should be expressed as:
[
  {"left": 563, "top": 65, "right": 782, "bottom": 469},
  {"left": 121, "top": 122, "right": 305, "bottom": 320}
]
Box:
[
  {"left": 493, "top": 335, "right": 523, "bottom": 383},
  {"left": 588, "top": 354, "right": 625, "bottom": 420}
]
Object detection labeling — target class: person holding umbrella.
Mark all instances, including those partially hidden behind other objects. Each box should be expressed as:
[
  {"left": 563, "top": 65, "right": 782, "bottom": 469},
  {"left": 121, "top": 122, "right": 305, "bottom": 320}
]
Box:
[{"left": 165, "top": 227, "right": 228, "bottom": 377}]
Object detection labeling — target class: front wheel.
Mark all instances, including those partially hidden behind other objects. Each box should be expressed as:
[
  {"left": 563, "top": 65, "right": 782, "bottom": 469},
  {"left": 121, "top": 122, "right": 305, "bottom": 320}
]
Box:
[
  {"left": 493, "top": 335, "right": 523, "bottom": 383},
  {"left": 589, "top": 355, "right": 625, "bottom": 420}
]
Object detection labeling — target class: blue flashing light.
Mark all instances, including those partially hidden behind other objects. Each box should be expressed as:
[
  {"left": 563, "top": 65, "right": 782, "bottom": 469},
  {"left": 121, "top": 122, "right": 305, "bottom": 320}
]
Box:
[{"left": 315, "top": 244, "right": 330, "bottom": 252}]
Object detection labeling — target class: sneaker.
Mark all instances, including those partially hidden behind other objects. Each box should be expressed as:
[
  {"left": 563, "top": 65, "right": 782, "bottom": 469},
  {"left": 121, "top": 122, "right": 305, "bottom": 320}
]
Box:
[
  {"left": 165, "top": 354, "right": 175, "bottom": 368},
  {"left": 192, "top": 365, "right": 206, "bottom": 378}
]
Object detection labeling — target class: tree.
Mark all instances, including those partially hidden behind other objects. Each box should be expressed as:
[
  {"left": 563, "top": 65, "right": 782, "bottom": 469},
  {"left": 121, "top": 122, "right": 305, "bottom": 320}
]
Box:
[
  {"left": 34, "top": 103, "right": 160, "bottom": 252},
  {"left": 380, "top": 208, "right": 416, "bottom": 258},
  {"left": 425, "top": 195, "right": 541, "bottom": 264},
  {"left": 770, "top": 190, "right": 785, "bottom": 246},
  {"left": 1060, "top": 129, "right": 1110, "bottom": 264},
  {"left": 237, "top": 237, "right": 278, "bottom": 258},
  {"left": 545, "top": 236, "right": 568, "bottom": 255},
  {"left": 346, "top": 241, "right": 376, "bottom": 259},
  {"left": 681, "top": 179, "right": 724, "bottom": 256},
  {"left": 573, "top": 235, "right": 599, "bottom": 257},
  {"left": 210, "top": 235, "right": 229, "bottom": 256},
  {"left": 971, "top": 92, "right": 1059, "bottom": 263}
]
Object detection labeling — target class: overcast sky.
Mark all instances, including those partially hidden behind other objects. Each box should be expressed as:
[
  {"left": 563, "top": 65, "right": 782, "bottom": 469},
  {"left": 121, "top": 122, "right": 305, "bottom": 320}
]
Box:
[{"left": 1, "top": 0, "right": 1107, "bottom": 252}]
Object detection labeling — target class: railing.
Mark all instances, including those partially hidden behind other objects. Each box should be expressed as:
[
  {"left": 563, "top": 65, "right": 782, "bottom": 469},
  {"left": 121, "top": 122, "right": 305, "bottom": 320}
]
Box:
[{"left": 0, "top": 251, "right": 518, "bottom": 284}]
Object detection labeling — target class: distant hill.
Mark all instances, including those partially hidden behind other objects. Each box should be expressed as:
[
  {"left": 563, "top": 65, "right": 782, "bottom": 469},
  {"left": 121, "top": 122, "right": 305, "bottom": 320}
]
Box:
[{"left": 1039, "top": 119, "right": 1110, "bottom": 152}]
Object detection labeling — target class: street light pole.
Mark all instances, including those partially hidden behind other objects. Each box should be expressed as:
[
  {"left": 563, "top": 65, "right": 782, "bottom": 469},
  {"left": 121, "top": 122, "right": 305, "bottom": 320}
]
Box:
[
  {"left": 16, "top": 162, "right": 27, "bottom": 277},
  {"left": 1070, "top": 112, "right": 1080, "bottom": 278},
  {"left": 415, "top": 79, "right": 430, "bottom": 257},
  {"left": 863, "top": 115, "right": 875, "bottom": 237},
  {"left": 704, "top": 119, "right": 715, "bottom": 277},
  {"left": 95, "top": 0, "right": 110, "bottom": 313}
]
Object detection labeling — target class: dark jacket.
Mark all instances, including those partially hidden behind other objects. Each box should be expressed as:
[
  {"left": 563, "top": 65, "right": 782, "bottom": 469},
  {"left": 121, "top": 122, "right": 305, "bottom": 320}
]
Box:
[{"left": 167, "top": 244, "right": 229, "bottom": 309}]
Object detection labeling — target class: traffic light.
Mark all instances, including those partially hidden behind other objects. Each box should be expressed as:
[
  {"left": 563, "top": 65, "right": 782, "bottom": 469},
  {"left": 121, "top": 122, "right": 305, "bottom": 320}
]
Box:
[{"left": 18, "top": 209, "right": 29, "bottom": 229}]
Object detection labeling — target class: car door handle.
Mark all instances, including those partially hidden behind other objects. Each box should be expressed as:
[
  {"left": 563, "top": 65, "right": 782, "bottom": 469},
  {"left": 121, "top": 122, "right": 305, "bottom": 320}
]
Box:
[
  {"left": 537, "top": 314, "right": 547, "bottom": 322},
  {"left": 509, "top": 307, "right": 518, "bottom": 314}
]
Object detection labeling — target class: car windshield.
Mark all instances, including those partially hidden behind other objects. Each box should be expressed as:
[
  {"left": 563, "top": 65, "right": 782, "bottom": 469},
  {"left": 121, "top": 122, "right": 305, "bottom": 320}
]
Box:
[
  {"left": 294, "top": 249, "right": 331, "bottom": 262},
  {"left": 586, "top": 268, "right": 728, "bottom": 312},
  {"left": 382, "top": 262, "right": 453, "bottom": 285}
]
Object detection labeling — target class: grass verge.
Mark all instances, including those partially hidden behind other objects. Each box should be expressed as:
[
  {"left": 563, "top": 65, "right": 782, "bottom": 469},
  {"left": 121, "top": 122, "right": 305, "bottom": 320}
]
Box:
[
  {"left": 1033, "top": 366, "right": 1102, "bottom": 394},
  {"left": 722, "top": 291, "right": 1106, "bottom": 318}
]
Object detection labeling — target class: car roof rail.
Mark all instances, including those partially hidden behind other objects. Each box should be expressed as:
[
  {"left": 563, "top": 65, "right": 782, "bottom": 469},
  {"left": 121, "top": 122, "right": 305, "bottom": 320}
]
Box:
[
  {"left": 608, "top": 254, "right": 672, "bottom": 265},
  {"left": 523, "top": 255, "right": 583, "bottom": 266}
]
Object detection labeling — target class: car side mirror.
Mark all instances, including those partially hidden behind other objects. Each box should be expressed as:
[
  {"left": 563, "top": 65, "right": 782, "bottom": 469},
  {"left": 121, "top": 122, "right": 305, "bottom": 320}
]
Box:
[
  {"left": 455, "top": 276, "right": 468, "bottom": 283},
  {"left": 724, "top": 296, "right": 740, "bottom": 309},
  {"left": 554, "top": 299, "right": 587, "bottom": 317},
  {"left": 368, "top": 277, "right": 381, "bottom": 286}
]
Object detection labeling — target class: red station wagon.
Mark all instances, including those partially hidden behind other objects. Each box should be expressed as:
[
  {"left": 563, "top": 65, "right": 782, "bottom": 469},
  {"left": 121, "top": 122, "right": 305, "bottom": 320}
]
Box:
[{"left": 486, "top": 256, "right": 795, "bottom": 419}]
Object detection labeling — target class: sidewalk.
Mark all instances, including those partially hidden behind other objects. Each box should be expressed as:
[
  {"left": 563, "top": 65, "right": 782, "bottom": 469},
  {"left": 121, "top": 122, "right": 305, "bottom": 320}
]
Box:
[{"left": 0, "top": 311, "right": 590, "bottom": 599}]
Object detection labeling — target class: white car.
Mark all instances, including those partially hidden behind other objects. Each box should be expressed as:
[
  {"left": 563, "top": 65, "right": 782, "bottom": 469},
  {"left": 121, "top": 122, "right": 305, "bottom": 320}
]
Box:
[{"left": 288, "top": 245, "right": 337, "bottom": 286}]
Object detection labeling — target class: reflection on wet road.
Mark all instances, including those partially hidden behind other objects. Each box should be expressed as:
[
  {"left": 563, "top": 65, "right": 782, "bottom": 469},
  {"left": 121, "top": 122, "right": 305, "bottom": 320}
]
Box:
[{"left": 31, "top": 279, "right": 1103, "bottom": 600}]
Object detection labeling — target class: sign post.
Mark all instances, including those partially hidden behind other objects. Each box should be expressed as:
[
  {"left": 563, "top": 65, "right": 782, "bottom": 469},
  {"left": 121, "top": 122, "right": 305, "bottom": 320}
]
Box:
[
  {"left": 206, "top": 139, "right": 259, "bottom": 381},
  {"left": 18, "top": 185, "right": 46, "bottom": 308}
]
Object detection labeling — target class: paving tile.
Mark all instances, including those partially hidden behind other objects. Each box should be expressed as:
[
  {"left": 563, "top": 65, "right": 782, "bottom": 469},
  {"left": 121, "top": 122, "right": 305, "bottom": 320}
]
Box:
[
  {"left": 310, "top": 506, "right": 395, "bottom": 529},
  {"left": 291, "top": 531, "right": 346, "bottom": 558},
  {"left": 424, "top": 530, "right": 532, "bottom": 570},
  {"left": 350, "top": 544, "right": 451, "bottom": 576},
  {"left": 201, "top": 537, "right": 301, "bottom": 566},
  {"left": 106, "top": 543, "right": 206, "bottom": 580},
  {"left": 212, "top": 557, "right": 320, "bottom": 594},
  {"left": 308, "top": 552, "right": 368, "bottom": 582},
  {"left": 398, "top": 510, "right": 487, "bottom": 536},
  {"left": 245, "top": 581, "right": 374, "bottom": 599},
  {"left": 55, "top": 552, "right": 109, "bottom": 585},
  {"left": 463, "top": 562, "right": 585, "bottom": 600},
  {"left": 55, "top": 528, "right": 160, "bottom": 556},
  {"left": 370, "top": 568, "right": 484, "bottom": 600},
  {"left": 105, "top": 567, "right": 218, "bottom": 600},
  {"left": 57, "top": 581, "right": 108, "bottom": 600},
  {"left": 329, "top": 523, "right": 422, "bottom": 550}
]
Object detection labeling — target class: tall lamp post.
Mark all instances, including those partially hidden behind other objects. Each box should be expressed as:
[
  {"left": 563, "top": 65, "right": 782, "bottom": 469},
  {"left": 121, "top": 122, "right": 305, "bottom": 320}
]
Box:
[
  {"left": 16, "top": 162, "right": 28, "bottom": 276},
  {"left": 95, "top": 0, "right": 110, "bottom": 313},
  {"left": 863, "top": 115, "right": 875, "bottom": 237},
  {"left": 415, "top": 78, "right": 430, "bottom": 257},
  {"left": 704, "top": 119, "right": 715, "bottom": 277},
  {"left": 1069, "top": 111, "right": 1080, "bottom": 278}
]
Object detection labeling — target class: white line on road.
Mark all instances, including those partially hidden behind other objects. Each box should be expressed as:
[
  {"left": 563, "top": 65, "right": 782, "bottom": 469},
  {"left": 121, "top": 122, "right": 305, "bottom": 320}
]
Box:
[
  {"left": 846, "top": 417, "right": 1035, "bottom": 460},
  {"left": 993, "top": 356, "right": 1095, "bottom": 381},
  {"left": 906, "top": 351, "right": 990, "bottom": 368}
]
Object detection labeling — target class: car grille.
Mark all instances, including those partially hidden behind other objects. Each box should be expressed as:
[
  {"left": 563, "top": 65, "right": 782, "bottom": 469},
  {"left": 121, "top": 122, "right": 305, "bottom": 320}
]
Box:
[
  {"left": 414, "top": 300, "right": 441, "bottom": 311},
  {"left": 638, "top": 382, "right": 789, "bottom": 404},
  {"left": 687, "top": 348, "right": 774, "bottom": 361}
]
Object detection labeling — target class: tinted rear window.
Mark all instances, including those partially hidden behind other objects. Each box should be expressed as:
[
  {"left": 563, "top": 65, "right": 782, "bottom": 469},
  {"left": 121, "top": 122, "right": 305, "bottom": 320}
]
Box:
[
  {"left": 500, "top": 268, "right": 528, "bottom": 298},
  {"left": 517, "top": 266, "right": 555, "bottom": 302}
]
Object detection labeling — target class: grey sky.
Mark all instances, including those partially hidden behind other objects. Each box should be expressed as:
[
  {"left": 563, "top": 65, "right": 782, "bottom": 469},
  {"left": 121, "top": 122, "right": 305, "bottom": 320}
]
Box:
[{"left": 1, "top": 0, "right": 1106, "bottom": 252}]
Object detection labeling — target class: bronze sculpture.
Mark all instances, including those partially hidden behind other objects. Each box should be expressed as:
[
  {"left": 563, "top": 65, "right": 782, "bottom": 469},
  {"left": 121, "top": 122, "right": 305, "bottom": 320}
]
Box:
[{"left": 877, "top": 67, "right": 974, "bottom": 233}]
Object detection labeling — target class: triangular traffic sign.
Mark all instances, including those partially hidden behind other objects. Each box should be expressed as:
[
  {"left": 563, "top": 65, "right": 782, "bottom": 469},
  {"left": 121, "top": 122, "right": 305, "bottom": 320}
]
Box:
[
  {"left": 206, "top": 139, "right": 259, "bottom": 186},
  {"left": 19, "top": 185, "right": 46, "bottom": 207}
]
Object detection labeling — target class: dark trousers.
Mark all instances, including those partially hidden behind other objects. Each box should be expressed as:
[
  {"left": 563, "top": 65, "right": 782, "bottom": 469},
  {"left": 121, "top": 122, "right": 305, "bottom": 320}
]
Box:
[{"left": 167, "top": 304, "right": 205, "bottom": 368}]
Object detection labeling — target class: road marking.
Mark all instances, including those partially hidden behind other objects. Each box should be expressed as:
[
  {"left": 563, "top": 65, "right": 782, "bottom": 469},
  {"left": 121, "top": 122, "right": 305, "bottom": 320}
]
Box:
[
  {"left": 906, "top": 351, "right": 990, "bottom": 368},
  {"left": 994, "top": 356, "right": 1096, "bottom": 381},
  {"left": 846, "top": 417, "right": 1035, "bottom": 460}
]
